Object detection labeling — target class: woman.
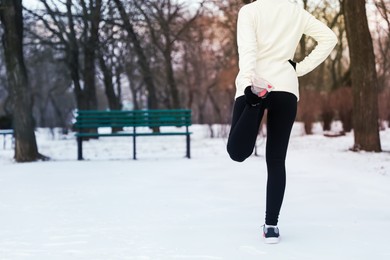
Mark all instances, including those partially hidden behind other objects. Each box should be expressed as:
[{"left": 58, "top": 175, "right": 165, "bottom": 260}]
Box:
[{"left": 227, "top": 0, "right": 337, "bottom": 244}]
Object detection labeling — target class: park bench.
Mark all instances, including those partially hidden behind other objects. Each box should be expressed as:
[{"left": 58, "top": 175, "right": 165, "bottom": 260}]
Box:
[
  {"left": 0, "top": 129, "right": 14, "bottom": 149},
  {"left": 74, "top": 109, "right": 192, "bottom": 160}
]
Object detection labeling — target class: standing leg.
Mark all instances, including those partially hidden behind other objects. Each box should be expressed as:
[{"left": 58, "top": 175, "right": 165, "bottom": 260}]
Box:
[
  {"left": 77, "top": 136, "right": 83, "bottom": 160},
  {"left": 264, "top": 92, "right": 297, "bottom": 225},
  {"left": 227, "top": 96, "right": 265, "bottom": 162},
  {"left": 186, "top": 133, "right": 191, "bottom": 159}
]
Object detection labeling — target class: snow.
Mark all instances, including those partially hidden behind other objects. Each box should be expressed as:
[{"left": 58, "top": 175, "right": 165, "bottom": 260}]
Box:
[{"left": 1, "top": 123, "right": 390, "bottom": 260}]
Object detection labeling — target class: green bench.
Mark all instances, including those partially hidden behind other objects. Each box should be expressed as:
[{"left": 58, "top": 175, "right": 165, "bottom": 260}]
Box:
[{"left": 74, "top": 109, "right": 192, "bottom": 160}]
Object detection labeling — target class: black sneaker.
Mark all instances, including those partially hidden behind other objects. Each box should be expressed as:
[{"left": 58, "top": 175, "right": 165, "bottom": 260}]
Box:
[{"left": 262, "top": 225, "right": 280, "bottom": 244}]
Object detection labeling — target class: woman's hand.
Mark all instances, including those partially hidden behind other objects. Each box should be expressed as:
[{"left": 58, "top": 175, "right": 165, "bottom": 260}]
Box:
[{"left": 244, "top": 86, "right": 262, "bottom": 107}]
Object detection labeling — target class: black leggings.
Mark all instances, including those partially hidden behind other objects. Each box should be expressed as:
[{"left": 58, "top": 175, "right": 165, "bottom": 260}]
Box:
[{"left": 227, "top": 92, "right": 297, "bottom": 226}]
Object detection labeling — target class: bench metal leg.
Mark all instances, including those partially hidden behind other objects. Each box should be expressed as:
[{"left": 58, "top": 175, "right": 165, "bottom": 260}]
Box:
[
  {"left": 0, "top": 132, "right": 13, "bottom": 149},
  {"left": 133, "top": 135, "right": 137, "bottom": 160},
  {"left": 77, "top": 137, "right": 83, "bottom": 160},
  {"left": 186, "top": 134, "right": 191, "bottom": 159}
]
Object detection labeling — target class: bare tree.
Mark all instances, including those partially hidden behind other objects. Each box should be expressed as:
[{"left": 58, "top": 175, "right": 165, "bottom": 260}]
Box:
[
  {"left": 343, "top": 0, "right": 381, "bottom": 151},
  {"left": 0, "top": 31, "right": 11, "bottom": 115},
  {"left": 25, "top": 0, "right": 102, "bottom": 112},
  {"left": 25, "top": 45, "right": 74, "bottom": 129},
  {"left": 80, "top": 0, "right": 102, "bottom": 111},
  {"left": 374, "top": 0, "right": 390, "bottom": 89},
  {"left": 113, "top": 0, "right": 158, "bottom": 110},
  {"left": 294, "top": 0, "right": 347, "bottom": 133},
  {"left": 97, "top": 2, "right": 123, "bottom": 112},
  {"left": 0, "top": 0, "right": 45, "bottom": 162},
  {"left": 134, "top": 0, "right": 204, "bottom": 109},
  {"left": 123, "top": 47, "right": 144, "bottom": 110},
  {"left": 178, "top": 0, "right": 242, "bottom": 125},
  {"left": 373, "top": 0, "right": 390, "bottom": 125}
]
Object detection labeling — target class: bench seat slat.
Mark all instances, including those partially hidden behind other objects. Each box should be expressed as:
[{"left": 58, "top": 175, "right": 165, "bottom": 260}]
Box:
[
  {"left": 75, "top": 123, "right": 191, "bottom": 128},
  {"left": 75, "top": 132, "right": 191, "bottom": 137}
]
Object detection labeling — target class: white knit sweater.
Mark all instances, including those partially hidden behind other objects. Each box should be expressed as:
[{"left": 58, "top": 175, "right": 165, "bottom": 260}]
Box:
[{"left": 235, "top": 0, "right": 338, "bottom": 100}]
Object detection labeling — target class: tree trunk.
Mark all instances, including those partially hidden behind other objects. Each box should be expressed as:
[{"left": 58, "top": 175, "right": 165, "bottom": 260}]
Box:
[
  {"left": 343, "top": 0, "right": 381, "bottom": 152},
  {"left": 98, "top": 56, "right": 121, "bottom": 111},
  {"left": 164, "top": 48, "right": 181, "bottom": 108},
  {"left": 65, "top": 0, "right": 86, "bottom": 110},
  {"left": 81, "top": 0, "right": 101, "bottom": 112},
  {"left": 0, "top": 0, "right": 43, "bottom": 162},
  {"left": 98, "top": 55, "right": 122, "bottom": 132}
]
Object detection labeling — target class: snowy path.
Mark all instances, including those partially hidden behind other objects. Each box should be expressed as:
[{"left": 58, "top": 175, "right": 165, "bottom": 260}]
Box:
[{"left": 1, "top": 125, "right": 390, "bottom": 259}]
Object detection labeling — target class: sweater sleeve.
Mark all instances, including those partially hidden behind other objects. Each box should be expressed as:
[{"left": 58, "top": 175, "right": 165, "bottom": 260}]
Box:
[
  {"left": 295, "top": 10, "right": 338, "bottom": 77},
  {"left": 235, "top": 6, "right": 257, "bottom": 93}
]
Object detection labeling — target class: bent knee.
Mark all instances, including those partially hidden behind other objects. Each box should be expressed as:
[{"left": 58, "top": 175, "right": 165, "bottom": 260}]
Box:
[
  {"left": 227, "top": 147, "right": 250, "bottom": 162},
  {"left": 229, "top": 154, "right": 247, "bottom": 162}
]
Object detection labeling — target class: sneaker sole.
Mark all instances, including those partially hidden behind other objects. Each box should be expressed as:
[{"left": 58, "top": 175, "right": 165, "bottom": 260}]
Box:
[{"left": 264, "top": 237, "right": 280, "bottom": 244}]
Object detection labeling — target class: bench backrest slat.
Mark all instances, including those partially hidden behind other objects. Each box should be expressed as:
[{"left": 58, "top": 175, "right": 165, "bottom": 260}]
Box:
[{"left": 75, "top": 109, "right": 192, "bottom": 129}]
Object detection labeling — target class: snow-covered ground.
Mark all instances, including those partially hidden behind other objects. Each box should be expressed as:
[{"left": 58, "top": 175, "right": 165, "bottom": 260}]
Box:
[{"left": 1, "top": 123, "right": 390, "bottom": 260}]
